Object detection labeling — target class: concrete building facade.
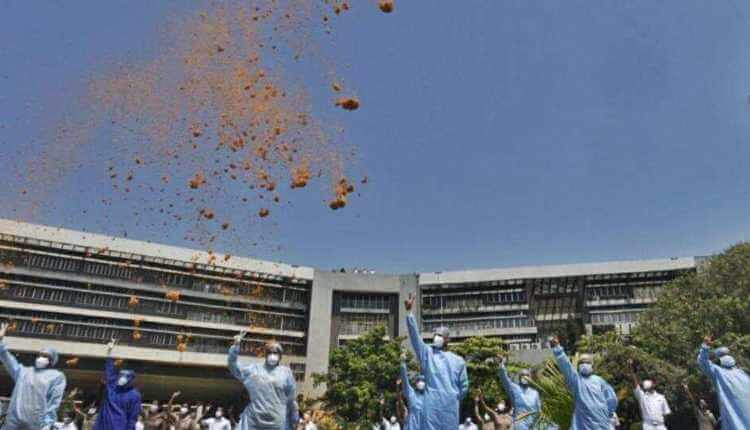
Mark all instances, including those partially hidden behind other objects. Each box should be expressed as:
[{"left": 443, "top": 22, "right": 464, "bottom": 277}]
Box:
[{"left": 0, "top": 219, "right": 697, "bottom": 400}]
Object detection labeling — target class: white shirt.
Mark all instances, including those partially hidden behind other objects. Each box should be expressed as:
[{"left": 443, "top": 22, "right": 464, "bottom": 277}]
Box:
[
  {"left": 135, "top": 421, "right": 144, "bottom": 430},
  {"left": 460, "top": 423, "right": 478, "bottom": 430},
  {"left": 305, "top": 422, "right": 318, "bottom": 430},
  {"left": 635, "top": 387, "right": 671, "bottom": 429},
  {"left": 381, "top": 419, "right": 401, "bottom": 430},
  {"left": 54, "top": 423, "right": 78, "bottom": 430},
  {"left": 202, "top": 417, "right": 232, "bottom": 430}
]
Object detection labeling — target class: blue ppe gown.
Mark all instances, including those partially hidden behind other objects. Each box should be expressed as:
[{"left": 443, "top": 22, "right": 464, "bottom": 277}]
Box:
[
  {"left": 0, "top": 341, "right": 66, "bottom": 430},
  {"left": 228, "top": 345, "right": 299, "bottom": 430},
  {"left": 498, "top": 367, "right": 541, "bottom": 430},
  {"left": 400, "top": 362, "right": 425, "bottom": 430},
  {"left": 552, "top": 346, "right": 617, "bottom": 430},
  {"left": 697, "top": 344, "right": 750, "bottom": 430},
  {"left": 406, "top": 314, "right": 469, "bottom": 430},
  {"left": 93, "top": 358, "right": 142, "bottom": 430}
]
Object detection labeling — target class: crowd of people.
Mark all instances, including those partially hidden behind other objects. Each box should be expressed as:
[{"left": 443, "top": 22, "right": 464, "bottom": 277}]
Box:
[{"left": 0, "top": 296, "right": 749, "bottom": 430}]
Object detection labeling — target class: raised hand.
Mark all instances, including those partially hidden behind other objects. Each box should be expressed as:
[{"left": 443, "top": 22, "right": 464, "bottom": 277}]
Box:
[
  {"left": 234, "top": 330, "right": 247, "bottom": 345},
  {"left": 106, "top": 337, "right": 118, "bottom": 354},
  {"left": 404, "top": 294, "right": 415, "bottom": 312},
  {"left": 400, "top": 352, "right": 407, "bottom": 362},
  {"left": 703, "top": 335, "right": 713, "bottom": 346},
  {"left": 548, "top": 336, "right": 560, "bottom": 348},
  {"left": 627, "top": 358, "right": 634, "bottom": 369},
  {"left": 0, "top": 322, "right": 8, "bottom": 340}
]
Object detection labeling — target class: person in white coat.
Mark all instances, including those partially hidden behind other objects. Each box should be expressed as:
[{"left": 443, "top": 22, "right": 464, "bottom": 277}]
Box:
[{"left": 626, "top": 359, "right": 671, "bottom": 430}]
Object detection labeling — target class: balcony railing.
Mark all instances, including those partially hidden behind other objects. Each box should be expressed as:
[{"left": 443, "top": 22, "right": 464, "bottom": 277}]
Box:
[{"left": 0, "top": 280, "right": 308, "bottom": 334}]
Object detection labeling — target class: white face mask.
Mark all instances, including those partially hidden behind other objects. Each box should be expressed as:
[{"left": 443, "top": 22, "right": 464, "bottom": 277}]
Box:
[
  {"left": 88, "top": 409, "right": 97, "bottom": 415},
  {"left": 117, "top": 376, "right": 129, "bottom": 386},
  {"left": 215, "top": 410, "right": 223, "bottom": 418},
  {"left": 180, "top": 407, "right": 189, "bottom": 414},
  {"left": 642, "top": 380, "right": 654, "bottom": 391},
  {"left": 483, "top": 414, "right": 490, "bottom": 422},
  {"left": 35, "top": 356, "right": 50, "bottom": 369},
  {"left": 390, "top": 417, "right": 397, "bottom": 424},
  {"left": 266, "top": 353, "right": 280, "bottom": 366},
  {"left": 497, "top": 403, "right": 505, "bottom": 412},
  {"left": 432, "top": 335, "right": 444, "bottom": 349},
  {"left": 415, "top": 381, "right": 426, "bottom": 391},
  {"left": 150, "top": 405, "right": 159, "bottom": 413}
]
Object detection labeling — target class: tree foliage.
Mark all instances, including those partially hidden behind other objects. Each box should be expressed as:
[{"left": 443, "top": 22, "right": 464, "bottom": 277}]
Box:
[
  {"left": 571, "top": 243, "right": 750, "bottom": 428},
  {"left": 313, "top": 325, "right": 414, "bottom": 426},
  {"left": 450, "top": 336, "right": 511, "bottom": 416}
]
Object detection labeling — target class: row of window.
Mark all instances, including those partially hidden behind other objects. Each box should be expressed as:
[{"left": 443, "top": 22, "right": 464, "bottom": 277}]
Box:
[
  {"left": 589, "top": 311, "right": 642, "bottom": 325},
  {"left": 8, "top": 318, "right": 308, "bottom": 356},
  {"left": 7, "top": 249, "right": 310, "bottom": 306},
  {"left": 423, "top": 316, "right": 534, "bottom": 333},
  {"left": 336, "top": 313, "right": 391, "bottom": 336},
  {"left": 4, "top": 284, "right": 307, "bottom": 331},
  {"left": 337, "top": 294, "right": 395, "bottom": 311},
  {"left": 422, "top": 291, "right": 527, "bottom": 310}
]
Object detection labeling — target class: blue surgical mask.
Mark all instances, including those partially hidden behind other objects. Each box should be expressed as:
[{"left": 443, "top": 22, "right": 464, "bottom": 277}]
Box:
[
  {"left": 720, "top": 355, "right": 736, "bottom": 368},
  {"left": 579, "top": 363, "right": 593, "bottom": 376}
]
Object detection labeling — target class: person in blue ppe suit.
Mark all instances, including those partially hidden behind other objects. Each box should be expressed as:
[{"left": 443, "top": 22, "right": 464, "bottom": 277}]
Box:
[
  {"left": 697, "top": 336, "right": 750, "bottom": 430},
  {"left": 0, "top": 323, "right": 66, "bottom": 430},
  {"left": 399, "top": 351, "right": 425, "bottom": 430},
  {"left": 404, "top": 294, "right": 469, "bottom": 430},
  {"left": 494, "top": 356, "right": 541, "bottom": 430},
  {"left": 93, "top": 337, "right": 142, "bottom": 430},
  {"left": 0, "top": 321, "right": 67, "bottom": 430},
  {"left": 549, "top": 336, "right": 617, "bottom": 430},
  {"left": 229, "top": 331, "right": 299, "bottom": 430}
]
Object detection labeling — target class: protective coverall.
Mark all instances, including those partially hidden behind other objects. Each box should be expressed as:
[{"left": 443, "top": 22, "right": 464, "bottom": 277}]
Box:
[
  {"left": 406, "top": 314, "right": 469, "bottom": 430},
  {"left": 498, "top": 367, "right": 541, "bottom": 430},
  {"left": 228, "top": 345, "right": 299, "bottom": 430},
  {"left": 697, "top": 344, "right": 750, "bottom": 430},
  {"left": 0, "top": 342, "right": 66, "bottom": 430},
  {"left": 400, "top": 362, "right": 424, "bottom": 430},
  {"left": 552, "top": 346, "right": 617, "bottom": 430},
  {"left": 93, "top": 358, "right": 142, "bottom": 430}
]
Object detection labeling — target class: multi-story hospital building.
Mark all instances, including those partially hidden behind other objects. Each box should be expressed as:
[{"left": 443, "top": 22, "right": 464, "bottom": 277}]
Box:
[{"left": 0, "top": 219, "right": 697, "bottom": 400}]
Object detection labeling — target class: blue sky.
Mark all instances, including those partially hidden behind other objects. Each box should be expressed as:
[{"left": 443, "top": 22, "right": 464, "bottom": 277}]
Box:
[{"left": 1, "top": 1, "right": 750, "bottom": 273}]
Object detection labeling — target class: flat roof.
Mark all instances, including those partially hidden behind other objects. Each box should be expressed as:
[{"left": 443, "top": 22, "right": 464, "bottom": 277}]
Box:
[
  {"left": 418, "top": 257, "right": 696, "bottom": 285},
  {"left": 0, "top": 219, "right": 314, "bottom": 280}
]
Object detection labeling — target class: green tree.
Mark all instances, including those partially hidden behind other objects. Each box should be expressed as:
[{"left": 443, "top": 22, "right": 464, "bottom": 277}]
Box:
[
  {"left": 450, "top": 336, "right": 510, "bottom": 415},
  {"left": 569, "top": 243, "right": 750, "bottom": 428},
  {"left": 312, "top": 325, "right": 414, "bottom": 427}
]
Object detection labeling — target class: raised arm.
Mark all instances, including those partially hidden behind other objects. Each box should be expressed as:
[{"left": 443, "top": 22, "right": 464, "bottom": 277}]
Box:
[
  {"left": 478, "top": 391, "right": 500, "bottom": 422},
  {"left": 550, "top": 337, "right": 578, "bottom": 393},
  {"left": 104, "top": 337, "right": 119, "bottom": 386},
  {"left": 399, "top": 358, "right": 416, "bottom": 405},
  {"left": 682, "top": 383, "right": 698, "bottom": 410},
  {"left": 43, "top": 373, "right": 67, "bottom": 428},
  {"left": 0, "top": 322, "right": 22, "bottom": 381},
  {"left": 626, "top": 359, "right": 641, "bottom": 390},
  {"left": 697, "top": 338, "right": 717, "bottom": 381},
  {"left": 404, "top": 295, "right": 429, "bottom": 365},
  {"left": 228, "top": 331, "right": 249, "bottom": 381},
  {"left": 497, "top": 357, "right": 518, "bottom": 401},
  {"left": 194, "top": 404, "right": 205, "bottom": 423}
]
